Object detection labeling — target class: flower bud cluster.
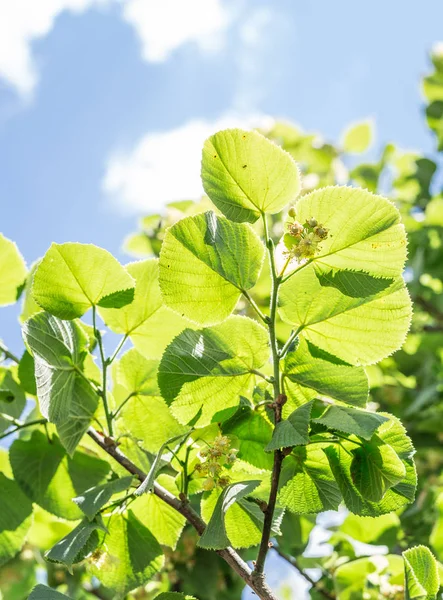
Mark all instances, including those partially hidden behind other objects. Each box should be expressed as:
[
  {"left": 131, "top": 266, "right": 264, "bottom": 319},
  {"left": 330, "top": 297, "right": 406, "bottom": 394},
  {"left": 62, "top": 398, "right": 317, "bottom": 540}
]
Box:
[
  {"left": 194, "top": 434, "right": 238, "bottom": 491},
  {"left": 284, "top": 211, "right": 329, "bottom": 261}
]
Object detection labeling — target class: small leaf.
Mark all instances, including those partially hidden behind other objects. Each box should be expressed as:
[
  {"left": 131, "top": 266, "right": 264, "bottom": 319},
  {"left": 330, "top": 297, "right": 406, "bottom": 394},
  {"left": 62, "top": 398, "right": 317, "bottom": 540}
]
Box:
[
  {"left": 342, "top": 120, "right": 373, "bottom": 154},
  {"left": 0, "top": 367, "right": 26, "bottom": 434},
  {"left": 72, "top": 476, "right": 134, "bottom": 520},
  {"left": 22, "top": 312, "right": 98, "bottom": 454},
  {"left": 158, "top": 315, "right": 269, "bottom": 425},
  {"left": 0, "top": 233, "right": 27, "bottom": 306},
  {"left": 283, "top": 337, "right": 369, "bottom": 408},
  {"left": 32, "top": 242, "right": 135, "bottom": 319},
  {"left": 202, "top": 128, "right": 301, "bottom": 223},
  {"left": 10, "top": 430, "right": 110, "bottom": 520},
  {"left": 18, "top": 350, "right": 37, "bottom": 396},
  {"left": 159, "top": 211, "right": 265, "bottom": 325},
  {"left": 45, "top": 516, "right": 107, "bottom": 572},
  {"left": 0, "top": 472, "right": 33, "bottom": 566},
  {"left": 403, "top": 546, "right": 440, "bottom": 599},
  {"left": 89, "top": 510, "right": 164, "bottom": 596},
  {"left": 265, "top": 401, "right": 313, "bottom": 451},
  {"left": 313, "top": 405, "right": 389, "bottom": 440},
  {"left": 198, "top": 480, "right": 261, "bottom": 549},
  {"left": 29, "top": 585, "right": 72, "bottom": 599}
]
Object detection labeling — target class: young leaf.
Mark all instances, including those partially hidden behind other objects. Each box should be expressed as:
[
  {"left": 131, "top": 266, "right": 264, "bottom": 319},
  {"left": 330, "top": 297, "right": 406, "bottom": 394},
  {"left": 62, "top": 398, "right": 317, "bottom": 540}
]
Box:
[
  {"left": 114, "top": 349, "right": 185, "bottom": 452},
  {"left": 0, "top": 233, "right": 27, "bottom": 306},
  {"left": 278, "top": 444, "right": 342, "bottom": 514},
  {"left": 265, "top": 401, "right": 313, "bottom": 451},
  {"left": 10, "top": 431, "right": 110, "bottom": 520},
  {"left": 32, "top": 242, "right": 135, "bottom": 319},
  {"left": 158, "top": 315, "right": 269, "bottom": 425},
  {"left": 89, "top": 510, "right": 164, "bottom": 596},
  {"left": 403, "top": 546, "right": 440, "bottom": 599},
  {"left": 28, "top": 585, "right": 72, "bottom": 599},
  {"left": 279, "top": 267, "right": 411, "bottom": 366},
  {"left": 72, "top": 476, "right": 134, "bottom": 520},
  {"left": 342, "top": 120, "right": 373, "bottom": 154},
  {"left": 0, "top": 472, "right": 33, "bottom": 566},
  {"left": 198, "top": 480, "right": 261, "bottom": 549},
  {"left": 283, "top": 337, "right": 369, "bottom": 408},
  {"left": 22, "top": 312, "right": 98, "bottom": 454},
  {"left": 159, "top": 211, "right": 264, "bottom": 325},
  {"left": 201, "top": 128, "right": 301, "bottom": 223},
  {"left": 313, "top": 405, "right": 389, "bottom": 440},
  {"left": 99, "top": 259, "right": 189, "bottom": 359},
  {"left": 45, "top": 516, "right": 107, "bottom": 572}
]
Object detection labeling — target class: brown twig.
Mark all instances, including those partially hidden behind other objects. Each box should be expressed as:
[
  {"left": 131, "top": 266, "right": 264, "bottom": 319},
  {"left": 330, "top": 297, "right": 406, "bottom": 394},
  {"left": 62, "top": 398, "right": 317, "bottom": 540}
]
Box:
[{"left": 87, "top": 428, "right": 278, "bottom": 600}]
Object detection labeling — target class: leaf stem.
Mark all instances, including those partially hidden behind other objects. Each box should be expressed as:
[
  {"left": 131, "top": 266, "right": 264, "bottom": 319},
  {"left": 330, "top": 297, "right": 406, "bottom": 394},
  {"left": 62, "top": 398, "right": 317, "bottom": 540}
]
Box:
[
  {"left": 0, "top": 342, "right": 19, "bottom": 364},
  {"left": 242, "top": 290, "right": 270, "bottom": 324},
  {"left": 108, "top": 334, "right": 129, "bottom": 365},
  {"left": 250, "top": 369, "right": 274, "bottom": 384},
  {"left": 0, "top": 418, "right": 47, "bottom": 441},
  {"left": 92, "top": 306, "right": 113, "bottom": 437},
  {"left": 111, "top": 392, "right": 136, "bottom": 420},
  {"left": 279, "top": 326, "right": 302, "bottom": 359}
]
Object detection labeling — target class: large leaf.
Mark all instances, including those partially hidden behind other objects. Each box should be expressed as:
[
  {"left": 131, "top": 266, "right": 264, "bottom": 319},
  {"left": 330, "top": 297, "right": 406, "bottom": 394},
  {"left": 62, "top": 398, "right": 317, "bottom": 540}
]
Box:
[
  {"left": 89, "top": 510, "right": 164, "bottom": 596},
  {"left": 159, "top": 211, "right": 264, "bottom": 325},
  {"left": 403, "top": 546, "right": 440, "bottom": 599},
  {"left": 22, "top": 312, "right": 98, "bottom": 454},
  {"left": 282, "top": 337, "right": 369, "bottom": 408},
  {"left": 0, "top": 367, "right": 26, "bottom": 434},
  {"left": 201, "top": 128, "right": 301, "bottom": 223},
  {"left": 313, "top": 405, "right": 389, "bottom": 441},
  {"left": 114, "top": 349, "right": 185, "bottom": 452},
  {"left": 198, "top": 480, "right": 261, "bottom": 549},
  {"left": 279, "top": 267, "right": 411, "bottom": 366},
  {"left": 29, "top": 585, "right": 71, "bottom": 599},
  {"left": 99, "top": 259, "right": 189, "bottom": 359},
  {"left": 158, "top": 316, "right": 270, "bottom": 425},
  {"left": 0, "top": 233, "right": 27, "bottom": 306},
  {"left": 45, "top": 516, "right": 107, "bottom": 572},
  {"left": 10, "top": 431, "right": 110, "bottom": 520},
  {"left": 278, "top": 444, "right": 342, "bottom": 514},
  {"left": 265, "top": 401, "right": 313, "bottom": 451},
  {"left": 72, "top": 476, "right": 134, "bottom": 520},
  {"left": 324, "top": 415, "right": 416, "bottom": 516},
  {"left": 32, "top": 242, "right": 135, "bottom": 319},
  {"left": 0, "top": 473, "right": 33, "bottom": 566}
]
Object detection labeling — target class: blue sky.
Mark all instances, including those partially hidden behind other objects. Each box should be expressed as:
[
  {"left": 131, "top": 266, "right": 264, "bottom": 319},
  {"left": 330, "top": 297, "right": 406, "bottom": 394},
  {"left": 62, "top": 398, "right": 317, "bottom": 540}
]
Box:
[{"left": 0, "top": 0, "right": 442, "bottom": 345}]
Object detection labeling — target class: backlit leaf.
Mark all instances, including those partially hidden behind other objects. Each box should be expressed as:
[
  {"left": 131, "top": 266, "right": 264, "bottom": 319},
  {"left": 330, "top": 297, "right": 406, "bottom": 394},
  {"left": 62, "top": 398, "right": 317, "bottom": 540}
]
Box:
[{"left": 0, "top": 233, "right": 27, "bottom": 306}]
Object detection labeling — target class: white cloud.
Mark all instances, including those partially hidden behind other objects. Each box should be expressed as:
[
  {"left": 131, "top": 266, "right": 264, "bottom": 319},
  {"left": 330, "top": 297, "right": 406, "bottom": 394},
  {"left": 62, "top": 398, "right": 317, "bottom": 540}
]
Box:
[
  {"left": 0, "top": 0, "right": 110, "bottom": 97},
  {"left": 0, "top": 0, "right": 230, "bottom": 97},
  {"left": 103, "top": 114, "right": 273, "bottom": 214},
  {"left": 122, "top": 0, "right": 229, "bottom": 62}
]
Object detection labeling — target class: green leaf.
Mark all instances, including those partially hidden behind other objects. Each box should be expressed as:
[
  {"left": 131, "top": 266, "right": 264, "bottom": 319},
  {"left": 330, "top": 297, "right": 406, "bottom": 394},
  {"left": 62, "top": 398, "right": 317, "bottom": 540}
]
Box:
[
  {"left": 0, "top": 233, "right": 27, "bottom": 306},
  {"left": 265, "top": 401, "right": 313, "bottom": 451},
  {"left": 279, "top": 267, "right": 411, "bottom": 366},
  {"left": 222, "top": 405, "right": 273, "bottom": 470},
  {"left": 22, "top": 312, "right": 98, "bottom": 454},
  {"left": 202, "top": 128, "right": 301, "bottom": 223},
  {"left": 114, "top": 349, "right": 185, "bottom": 452},
  {"left": 342, "top": 120, "right": 373, "bottom": 154},
  {"left": 158, "top": 315, "right": 269, "bottom": 425},
  {"left": 313, "top": 405, "right": 389, "bottom": 441},
  {"left": 72, "top": 476, "right": 134, "bottom": 520},
  {"left": 135, "top": 431, "right": 191, "bottom": 495},
  {"left": 132, "top": 474, "right": 185, "bottom": 549},
  {"left": 10, "top": 430, "right": 110, "bottom": 520},
  {"left": 100, "top": 259, "right": 190, "bottom": 359},
  {"left": 334, "top": 555, "right": 404, "bottom": 600},
  {"left": 324, "top": 415, "right": 416, "bottom": 516},
  {"left": 18, "top": 350, "right": 37, "bottom": 396},
  {"left": 0, "top": 472, "right": 33, "bottom": 566},
  {"left": 198, "top": 480, "right": 261, "bottom": 549},
  {"left": 403, "top": 546, "right": 440, "bottom": 599},
  {"left": 89, "top": 510, "right": 164, "bottom": 596},
  {"left": 278, "top": 444, "right": 342, "bottom": 514},
  {"left": 45, "top": 516, "right": 107, "bottom": 572},
  {"left": 28, "top": 585, "right": 72, "bottom": 599},
  {"left": 340, "top": 512, "right": 400, "bottom": 546},
  {"left": 0, "top": 367, "right": 26, "bottom": 434},
  {"left": 283, "top": 337, "right": 369, "bottom": 408},
  {"left": 430, "top": 492, "right": 443, "bottom": 560},
  {"left": 159, "top": 211, "right": 264, "bottom": 325},
  {"left": 32, "top": 242, "right": 135, "bottom": 319}
]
